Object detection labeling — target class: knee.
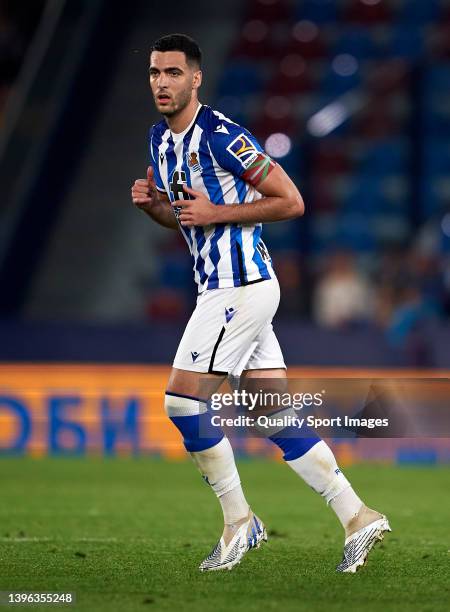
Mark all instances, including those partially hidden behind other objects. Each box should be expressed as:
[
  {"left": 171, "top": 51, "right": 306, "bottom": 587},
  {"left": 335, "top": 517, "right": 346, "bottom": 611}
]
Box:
[
  {"left": 164, "top": 391, "right": 202, "bottom": 418},
  {"left": 164, "top": 391, "right": 224, "bottom": 452}
]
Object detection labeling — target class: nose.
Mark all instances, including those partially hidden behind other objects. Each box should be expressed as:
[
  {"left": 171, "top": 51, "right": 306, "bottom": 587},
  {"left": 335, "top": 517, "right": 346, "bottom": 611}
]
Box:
[{"left": 157, "top": 72, "right": 169, "bottom": 88}]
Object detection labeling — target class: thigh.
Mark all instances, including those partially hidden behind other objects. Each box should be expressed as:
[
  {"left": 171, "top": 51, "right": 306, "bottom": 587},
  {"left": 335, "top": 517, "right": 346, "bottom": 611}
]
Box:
[
  {"left": 240, "top": 367, "right": 288, "bottom": 396},
  {"left": 240, "top": 325, "right": 286, "bottom": 374},
  {"left": 166, "top": 367, "right": 226, "bottom": 400},
  {"left": 237, "top": 329, "right": 287, "bottom": 411},
  {"left": 173, "top": 278, "right": 281, "bottom": 377}
]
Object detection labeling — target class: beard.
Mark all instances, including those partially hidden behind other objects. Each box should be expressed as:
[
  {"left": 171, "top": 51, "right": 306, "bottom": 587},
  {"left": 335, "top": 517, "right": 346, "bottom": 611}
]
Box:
[{"left": 158, "top": 88, "right": 192, "bottom": 117}]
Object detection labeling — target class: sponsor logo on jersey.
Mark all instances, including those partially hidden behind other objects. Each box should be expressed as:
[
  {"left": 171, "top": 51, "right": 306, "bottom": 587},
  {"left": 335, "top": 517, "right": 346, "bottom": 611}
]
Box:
[
  {"left": 191, "top": 351, "right": 200, "bottom": 362},
  {"left": 256, "top": 240, "right": 271, "bottom": 262},
  {"left": 169, "top": 171, "right": 192, "bottom": 218},
  {"left": 226, "top": 133, "right": 259, "bottom": 169},
  {"left": 186, "top": 151, "right": 202, "bottom": 173}
]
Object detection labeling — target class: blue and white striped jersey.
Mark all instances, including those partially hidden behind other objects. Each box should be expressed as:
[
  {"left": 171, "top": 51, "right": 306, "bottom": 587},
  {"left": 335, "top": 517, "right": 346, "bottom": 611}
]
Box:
[{"left": 149, "top": 104, "right": 275, "bottom": 293}]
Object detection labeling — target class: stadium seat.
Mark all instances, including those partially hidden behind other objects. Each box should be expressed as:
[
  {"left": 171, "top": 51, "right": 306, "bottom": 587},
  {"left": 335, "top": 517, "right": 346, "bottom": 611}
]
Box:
[
  {"left": 214, "top": 0, "right": 450, "bottom": 330},
  {"left": 420, "top": 177, "right": 450, "bottom": 217},
  {"left": 312, "top": 139, "right": 352, "bottom": 174},
  {"left": 146, "top": 288, "right": 189, "bottom": 321},
  {"left": 310, "top": 212, "right": 377, "bottom": 253},
  {"left": 331, "top": 28, "right": 381, "bottom": 60},
  {"left": 310, "top": 174, "right": 339, "bottom": 212},
  {"left": 336, "top": 214, "right": 378, "bottom": 252},
  {"left": 262, "top": 219, "right": 300, "bottom": 249},
  {"left": 423, "top": 140, "right": 450, "bottom": 175},
  {"left": 356, "top": 139, "right": 409, "bottom": 174},
  {"left": 341, "top": 175, "right": 407, "bottom": 216},
  {"left": 217, "top": 61, "right": 265, "bottom": 97},
  {"left": 320, "top": 62, "right": 361, "bottom": 95},
  {"left": 352, "top": 106, "right": 400, "bottom": 138},
  {"left": 214, "top": 95, "right": 249, "bottom": 126},
  {"left": 424, "top": 64, "right": 450, "bottom": 93},
  {"left": 388, "top": 26, "right": 425, "bottom": 59},
  {"left": 422, "top": 65, "right": 450, "bottom": 139},
  {"left": 271, "top": 142, "right": 304, "bottom": 180},
  {"left": 422, "top": 95, "right": 450, "bottom": 138},
  {"left": 294, "top": 0, "right": 338, "bottom": 24},
  {"left": 244, "top": 0, "right": 291, "bottom": 23},
  {"left": 281, "top": 21, "right": 328, "bottom": 59},
  {"left": 252, "top": 114, "right": 298, "bottom": 140},
  {"left": 251, "top": 94, "right": 298, "bottom": 138},
  {"left": 429, "top": 24, "right": 450, "bottom": 59},
  {"left": 231, "top": 20, "right": 279, "bottom": 60},
  {"left": 396, "top": 0, "right": 442, "bottom": 25},
  {"left": 366, "top": 59, "right": 410, "bottom": 95},
  {"left": 266, "top": 54, "right": 315, "bottom": 94},
  {"left": 343, "top": 0, "right": 392, "bottom": 24}
]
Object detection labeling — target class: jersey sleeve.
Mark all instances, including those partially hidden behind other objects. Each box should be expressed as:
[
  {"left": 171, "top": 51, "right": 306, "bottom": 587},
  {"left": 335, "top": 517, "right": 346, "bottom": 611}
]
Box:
[
  {"left": 148, "top": 127, "right": 166, "bottom": 193},
  {"left": 210, "top": 121, "right": 276, "bottom": 187}
]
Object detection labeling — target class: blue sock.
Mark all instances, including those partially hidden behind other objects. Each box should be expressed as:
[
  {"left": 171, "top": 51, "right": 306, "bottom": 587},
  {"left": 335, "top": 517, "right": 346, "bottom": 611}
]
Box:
[{"left": 269, "top": 424, "right": 321, "bottom": 461}]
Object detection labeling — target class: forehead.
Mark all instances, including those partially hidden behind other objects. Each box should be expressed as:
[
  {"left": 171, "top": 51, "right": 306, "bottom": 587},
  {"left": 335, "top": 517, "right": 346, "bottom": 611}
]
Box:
[{"left": 150, "top": 50, "right": 189, "bottom": 70}]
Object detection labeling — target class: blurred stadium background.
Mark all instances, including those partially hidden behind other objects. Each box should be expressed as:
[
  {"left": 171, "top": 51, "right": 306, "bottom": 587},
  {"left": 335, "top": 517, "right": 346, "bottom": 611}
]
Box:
[{"left": 1, "top": 0, "right": 449, "bottom": 465}]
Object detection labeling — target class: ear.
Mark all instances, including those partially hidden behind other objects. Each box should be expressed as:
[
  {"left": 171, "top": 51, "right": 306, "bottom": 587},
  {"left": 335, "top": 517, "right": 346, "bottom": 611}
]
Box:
[{"left": 193, "top": 69, "right": 202, "bottom": 90}]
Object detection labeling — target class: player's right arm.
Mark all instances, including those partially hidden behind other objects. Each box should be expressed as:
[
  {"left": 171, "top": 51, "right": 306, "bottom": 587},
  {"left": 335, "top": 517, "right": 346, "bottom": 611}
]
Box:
[{"left": 131, "top": 166, "right": 178, "bottom": 230}]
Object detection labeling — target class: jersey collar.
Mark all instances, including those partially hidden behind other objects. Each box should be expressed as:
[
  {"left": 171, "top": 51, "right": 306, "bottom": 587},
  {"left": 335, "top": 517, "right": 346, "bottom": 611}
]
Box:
[{"left": 169, "top": 103, "right": 203, "bottom": 142}]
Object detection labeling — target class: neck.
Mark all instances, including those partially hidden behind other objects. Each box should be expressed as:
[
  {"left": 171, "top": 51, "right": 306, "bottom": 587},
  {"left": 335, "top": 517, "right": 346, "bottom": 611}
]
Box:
[{"left": 165, "top": 97, "right": 200, "bottom": 133}]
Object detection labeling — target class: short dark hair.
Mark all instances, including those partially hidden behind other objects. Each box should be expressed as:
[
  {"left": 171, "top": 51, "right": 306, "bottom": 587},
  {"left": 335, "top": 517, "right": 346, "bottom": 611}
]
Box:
[{"left": 150, "top": 34, "right": 202, "bottom": 68}]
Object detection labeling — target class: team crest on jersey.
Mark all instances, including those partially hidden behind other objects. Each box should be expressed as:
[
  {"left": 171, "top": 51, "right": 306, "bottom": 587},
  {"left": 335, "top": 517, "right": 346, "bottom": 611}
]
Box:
[
  {"left": 186, "top": 151, "right": 202, "bottom": 173},
  {"left": 226, "top": 133, "right": 259, "bottom": 169}
]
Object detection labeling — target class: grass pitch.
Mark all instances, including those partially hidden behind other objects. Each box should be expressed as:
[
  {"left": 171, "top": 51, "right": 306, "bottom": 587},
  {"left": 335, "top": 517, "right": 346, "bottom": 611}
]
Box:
[{"left": 0, "top": 457, "right": 448, "bottom": 612}]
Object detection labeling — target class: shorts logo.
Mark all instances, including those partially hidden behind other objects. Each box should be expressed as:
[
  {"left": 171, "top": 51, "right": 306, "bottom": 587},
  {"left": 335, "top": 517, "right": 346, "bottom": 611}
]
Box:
[
  {"left": 186, "top": 151, "right": 202, "bottom": 173},
  {"left": 191, "top": 351, "right": 200, "bottom": 362},
  {"left": 225, "top": 307, "right": 236, "bottom": 323},
  {"left": 226, "top": 133, "right": 259, "bottom": 169}
]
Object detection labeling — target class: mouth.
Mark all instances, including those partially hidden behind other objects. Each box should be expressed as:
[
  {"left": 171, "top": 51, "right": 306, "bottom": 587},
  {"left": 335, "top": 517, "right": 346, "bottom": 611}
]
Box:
[{"left": 157, "top": 93, "right": 171, "bottom": 105}]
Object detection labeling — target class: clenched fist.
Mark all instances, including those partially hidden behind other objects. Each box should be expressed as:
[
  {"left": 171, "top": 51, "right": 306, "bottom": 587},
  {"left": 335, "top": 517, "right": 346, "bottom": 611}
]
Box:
[
  {"left": 131, "top": 166, "right": 158, "bottom": 212},
  {"left": 173, "top": 185, "right": 219, "bottom": 227}
]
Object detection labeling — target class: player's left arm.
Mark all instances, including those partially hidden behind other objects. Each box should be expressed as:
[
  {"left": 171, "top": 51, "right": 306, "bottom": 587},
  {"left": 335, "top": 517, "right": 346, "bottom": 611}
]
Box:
[{"left": 173, "top": 158, "right": 304, "bottom": 227}]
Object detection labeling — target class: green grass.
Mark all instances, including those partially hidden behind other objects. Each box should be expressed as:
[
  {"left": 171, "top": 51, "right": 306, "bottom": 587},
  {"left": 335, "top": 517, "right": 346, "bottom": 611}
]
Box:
[{"left": 0, "top": 458, "right": 448, "bottom": 612}]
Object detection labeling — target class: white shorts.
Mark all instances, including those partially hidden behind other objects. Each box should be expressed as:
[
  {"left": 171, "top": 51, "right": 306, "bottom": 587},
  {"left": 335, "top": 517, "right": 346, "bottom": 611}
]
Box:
[{"left": 173, "top": 277, "right": 286, "bottom": 376}]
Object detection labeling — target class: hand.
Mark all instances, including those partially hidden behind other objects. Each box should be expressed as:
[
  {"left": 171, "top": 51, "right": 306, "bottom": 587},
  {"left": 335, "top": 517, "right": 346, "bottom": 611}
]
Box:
[
  {"left": 131, "top": 166, "right": 158, "bottom": 212},
  {"left": 173, "top": 185, "right": 219, "bottom": 227}
]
